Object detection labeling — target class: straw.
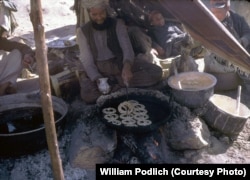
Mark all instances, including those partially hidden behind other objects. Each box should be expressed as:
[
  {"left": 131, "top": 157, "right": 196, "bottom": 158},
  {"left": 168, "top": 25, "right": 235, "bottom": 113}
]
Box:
[{"left": 236, "top": 85, "right": 241, "bottom": 115}]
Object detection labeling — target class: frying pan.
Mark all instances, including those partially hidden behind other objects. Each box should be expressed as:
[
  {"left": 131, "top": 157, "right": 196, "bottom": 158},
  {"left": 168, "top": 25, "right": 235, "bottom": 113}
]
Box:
[{"left": 96, "top": 88, "right": 172, "bottom": 133}]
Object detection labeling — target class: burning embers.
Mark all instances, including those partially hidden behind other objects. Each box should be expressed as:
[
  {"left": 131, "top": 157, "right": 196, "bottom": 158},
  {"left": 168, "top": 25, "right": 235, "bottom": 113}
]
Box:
[{"left": 112, "top": 130, "right": 166, "bottom": 164}]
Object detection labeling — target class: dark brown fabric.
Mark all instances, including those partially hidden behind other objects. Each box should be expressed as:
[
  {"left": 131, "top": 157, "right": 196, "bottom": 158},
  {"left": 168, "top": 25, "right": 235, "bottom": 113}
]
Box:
[
  {"left": 0, "top": 37, "right": 34, "bottom": 57},
  {"left": 130, "top": 58, "right": 163, "bottom": 87}
]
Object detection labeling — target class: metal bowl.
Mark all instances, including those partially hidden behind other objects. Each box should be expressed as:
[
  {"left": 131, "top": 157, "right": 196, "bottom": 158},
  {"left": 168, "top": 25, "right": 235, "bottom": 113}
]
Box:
[
  {"left": 0, "top": 93, "right": 68, "bottom": 157},
  {"left": 168, "top": 71, "right": 217, "bottom": 108}
]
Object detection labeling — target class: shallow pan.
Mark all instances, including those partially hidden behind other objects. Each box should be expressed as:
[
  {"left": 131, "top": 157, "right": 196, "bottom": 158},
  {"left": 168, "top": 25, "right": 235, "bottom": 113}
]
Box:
[{"left": 96, "top": 89, "right": 172, "bottom": 133}]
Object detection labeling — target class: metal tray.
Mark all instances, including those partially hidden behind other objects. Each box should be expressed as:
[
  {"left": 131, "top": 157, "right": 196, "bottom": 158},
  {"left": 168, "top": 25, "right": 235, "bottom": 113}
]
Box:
[{"left": 47, "top": 39, "right": 76, "bottom": 48}]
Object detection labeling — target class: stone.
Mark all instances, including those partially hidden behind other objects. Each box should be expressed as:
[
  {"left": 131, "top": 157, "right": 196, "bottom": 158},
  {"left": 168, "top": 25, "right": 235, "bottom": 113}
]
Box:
[
  {"left": 68, "top": 117, "right": 117, "bottom": 169},
  {"left": 164, "top": 106, "right": 211, "bottom": 150}
]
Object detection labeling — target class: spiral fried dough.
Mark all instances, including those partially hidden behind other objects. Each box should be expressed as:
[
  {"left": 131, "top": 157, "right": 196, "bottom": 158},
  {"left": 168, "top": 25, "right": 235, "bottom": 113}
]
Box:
[
  {"left": 102, "top": 107, "right": 117, "bottom": 114},
  {"left": 133, "top": 114, "right": 149, "bottom": 121},
  {"left": 104, "top": 114, "right": 119, "bottom": 122},
  {"left": 137, "top": 119, "right": 152, "bottom": 126},
  {"left": 118, "top": 101, "right": 134, "bottom": 114},
  {"left": 133, "top": 108, "right": 148, "bottom": 115},
  {"left": 133, "top": 103, "right": 145, "bottom": 110},
  {"left": 120, "top": 113, "right": 134, "bottom": 120},
  {"left": 121, "top": 119, "right": 137, "bottom": 127},
  {"left": 102, "top": 100, "right": 152, "bottom": 127},
  {"left": 109, "top": 119, "right": 122, "bottom": 126}
]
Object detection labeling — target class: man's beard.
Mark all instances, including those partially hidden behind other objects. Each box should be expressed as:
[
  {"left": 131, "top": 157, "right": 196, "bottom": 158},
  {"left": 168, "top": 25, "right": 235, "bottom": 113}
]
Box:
[{"left": 91, "top": 17, "right": 113, "bottom": 31}]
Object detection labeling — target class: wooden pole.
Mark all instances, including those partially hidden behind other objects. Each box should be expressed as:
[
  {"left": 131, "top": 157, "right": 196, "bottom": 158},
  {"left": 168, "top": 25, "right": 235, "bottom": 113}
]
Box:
[
  {"left": 30, "top": 1, "right": 64, "bottom": 179},
  {"left": 79, "top": 0, "right": 85, "bottom": 26}
]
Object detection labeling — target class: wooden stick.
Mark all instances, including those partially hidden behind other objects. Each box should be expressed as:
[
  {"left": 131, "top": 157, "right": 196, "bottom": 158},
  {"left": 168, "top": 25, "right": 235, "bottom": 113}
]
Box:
[
  {"left": 178, "top": 81, "right": 182, "bottom": 89},
  {"left": 236, "top": 85, "right": 241, "bottom": 115},
  {"left": 30, "top": 1, "right": 64, "bottom": 179},
  {"left": 173, "top": 61, "right": 178, "bottom": 76}
]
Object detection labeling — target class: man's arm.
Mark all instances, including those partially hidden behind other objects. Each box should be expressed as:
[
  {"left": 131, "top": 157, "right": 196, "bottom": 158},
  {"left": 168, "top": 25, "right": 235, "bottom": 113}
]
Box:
[
  {"left": 115, "top": 19, "right": 135, "bottom": 65},
  {"left": 115, "top": 19, "right": 135, "bottom": 85},
  {"left": 0, "top": 37, "right": 33, "bottom": 56},
  {"left": 76, "top": 27, "right": 102, "bottom": 81}
]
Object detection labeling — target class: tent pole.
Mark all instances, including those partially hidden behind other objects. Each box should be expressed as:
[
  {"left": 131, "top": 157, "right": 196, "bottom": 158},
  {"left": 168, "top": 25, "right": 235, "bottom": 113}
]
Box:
[{"left": 30, "top": 1, "right": 65, "bottom": 179}]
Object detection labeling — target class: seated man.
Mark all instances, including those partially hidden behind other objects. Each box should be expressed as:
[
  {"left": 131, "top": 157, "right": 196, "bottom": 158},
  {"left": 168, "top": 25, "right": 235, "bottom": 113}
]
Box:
[
  {"left": 0, "top": 36, "right": 35, "bottom": 96},
  {"left": 0, "top": 1, "right": 35, "bottom": 96},
  {"left": 76, "top": 0, "right": 163, "bottom": 104},
  {"left": 204, "top": 0, "right": 250, "bottom": 91}
]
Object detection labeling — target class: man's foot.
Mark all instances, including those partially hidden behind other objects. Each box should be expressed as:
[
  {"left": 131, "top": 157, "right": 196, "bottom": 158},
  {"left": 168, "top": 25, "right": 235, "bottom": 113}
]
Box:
[
  {"left": 5, "top": 85, "right": 17, "bottom": 94},
  {"left": 0, "top": 82, "right": 11, "bottom": 96}
]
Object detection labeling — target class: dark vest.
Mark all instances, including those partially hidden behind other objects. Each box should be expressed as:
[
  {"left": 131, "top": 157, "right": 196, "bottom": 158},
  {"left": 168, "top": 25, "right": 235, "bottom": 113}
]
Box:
[{"left": 81, "top": 18, "right": 123, "bottom": 69}]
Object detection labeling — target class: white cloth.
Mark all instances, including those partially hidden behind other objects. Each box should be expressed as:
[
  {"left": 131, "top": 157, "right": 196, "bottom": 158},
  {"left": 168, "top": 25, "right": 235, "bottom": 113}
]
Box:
[
  {"left": 0, "top": 49, "right": 22, "bottom": 86},
  {"left": 0, "top": 2, "right": 11, "bottom": 34}
]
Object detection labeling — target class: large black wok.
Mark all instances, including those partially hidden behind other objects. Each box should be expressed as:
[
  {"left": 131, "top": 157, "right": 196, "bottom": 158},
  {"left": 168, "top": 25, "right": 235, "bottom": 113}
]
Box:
[
  {"left": 96, "top": 88, "right": 172, "bottom": 133},
  {"left": 0, "top": 93, "right": 68, "bottom": 157}
]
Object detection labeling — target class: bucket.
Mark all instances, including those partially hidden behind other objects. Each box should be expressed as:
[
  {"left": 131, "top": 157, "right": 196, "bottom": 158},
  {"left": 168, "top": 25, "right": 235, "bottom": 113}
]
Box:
[
  {"left": 167, "top": 71, "right": 217, "bottom": 108},
  {"left": 202, "top": 94, "right": 250, "bottom": 136}
]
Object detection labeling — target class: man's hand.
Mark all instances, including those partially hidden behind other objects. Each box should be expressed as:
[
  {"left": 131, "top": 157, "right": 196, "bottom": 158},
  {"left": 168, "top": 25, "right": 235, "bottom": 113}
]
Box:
[
  {"left": 22, "top": 54, "right": 34, "bottom": 68},
  {"left": 153, "top": 47, "right": 165, "bottom": 58}
]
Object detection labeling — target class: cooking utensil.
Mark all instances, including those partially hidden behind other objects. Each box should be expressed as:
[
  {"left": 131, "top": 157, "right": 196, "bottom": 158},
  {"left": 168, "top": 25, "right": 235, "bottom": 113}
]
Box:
[
  {"left": 0, "top": 93, "right": 68, "bottom": 157},
  {"left": 96, "top": 89, "right": 172, "bottom": 133},
  {"left": 46, "top": 35, "right": 76, "bottom": 49},
  {"left": 168, "top": 71, "right": 217, "bottom": 108},
  {"left": 124, "top": 81, "right": 129, "bottom": 101},
  {"left": 236, "top": 85, "right": 242, "bottom": 115}
]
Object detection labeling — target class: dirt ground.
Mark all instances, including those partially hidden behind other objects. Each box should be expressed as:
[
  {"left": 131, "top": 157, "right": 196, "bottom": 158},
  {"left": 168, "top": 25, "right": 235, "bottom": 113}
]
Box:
[
  {"left": 11, "top": 0, "right": 76, "bottom": 47},
  {"left": 1, "top": 0, "right": 250, "bottom": 180}
]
